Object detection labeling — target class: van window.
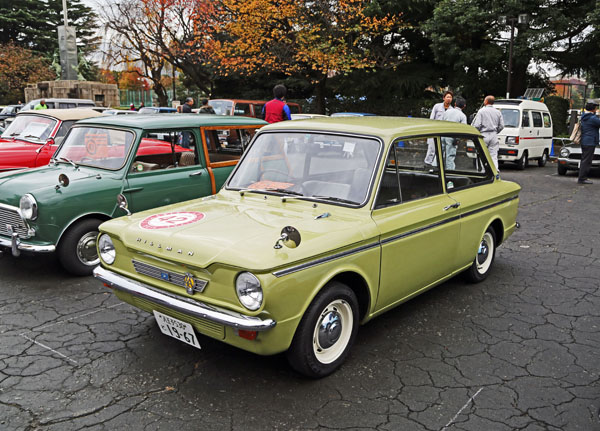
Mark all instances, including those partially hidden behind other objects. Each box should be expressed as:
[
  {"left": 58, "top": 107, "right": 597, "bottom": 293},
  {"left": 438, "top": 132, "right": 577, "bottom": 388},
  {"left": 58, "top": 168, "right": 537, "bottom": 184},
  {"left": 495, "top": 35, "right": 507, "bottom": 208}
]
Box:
[
  {"left": 234, "top": 103, "right": 251, "bottom": 116},
  {"left": 59, "top": 103, "right": 76, "bottom": 108},
  {"left": 542, "top": 113, "right": 551, "bottom": 128},
  {"left": 522, "top": 111, "right": 530, "bottom": 127},
  {"left": 499, "top": 109, "right": 520, "bottom": 128},
  {"left": 531, "top": 111, "right": 543, "bottom": 127}
]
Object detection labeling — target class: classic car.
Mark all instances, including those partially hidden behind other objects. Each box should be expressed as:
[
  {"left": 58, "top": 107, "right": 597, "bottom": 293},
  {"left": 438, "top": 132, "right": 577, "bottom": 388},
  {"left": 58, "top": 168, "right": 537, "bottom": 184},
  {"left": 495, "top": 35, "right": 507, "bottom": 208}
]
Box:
[
  {"left": 207, "top": 99, "right": 302, "bottom": 118},
  {"left": 0, "top": 114, "right": 266, "bottom": 275},
  {"left": 0, "top": 109, "right": 102, "bottom": 172},
  {"left": 557, "top": 138, "right": 600, "bottom": 175},
  {"left": 94, "top": 117, "right": 520, "bottom": 377},
  {"left": 0, "top": 104, "right": 23, "bottom": 128},
  {"left": 138, "top": 107, "right": 177, "bottom": 114}
]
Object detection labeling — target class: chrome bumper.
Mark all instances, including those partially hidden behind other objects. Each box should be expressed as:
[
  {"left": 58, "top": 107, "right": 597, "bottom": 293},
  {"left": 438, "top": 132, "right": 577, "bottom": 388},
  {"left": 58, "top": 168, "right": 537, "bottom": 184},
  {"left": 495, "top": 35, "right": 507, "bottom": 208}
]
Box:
[
  {"left": 94, "top": 266, "right": 276, "bottom": 332},
  {"left": 0, "top": 235, "right": 55, "bottom": 255}
]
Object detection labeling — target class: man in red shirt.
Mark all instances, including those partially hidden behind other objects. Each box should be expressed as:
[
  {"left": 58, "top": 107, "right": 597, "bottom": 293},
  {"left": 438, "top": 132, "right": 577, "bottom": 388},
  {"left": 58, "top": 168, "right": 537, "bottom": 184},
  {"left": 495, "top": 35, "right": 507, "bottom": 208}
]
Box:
[{"left": 262, "top": 84, "right": 291, "bottom": 123}]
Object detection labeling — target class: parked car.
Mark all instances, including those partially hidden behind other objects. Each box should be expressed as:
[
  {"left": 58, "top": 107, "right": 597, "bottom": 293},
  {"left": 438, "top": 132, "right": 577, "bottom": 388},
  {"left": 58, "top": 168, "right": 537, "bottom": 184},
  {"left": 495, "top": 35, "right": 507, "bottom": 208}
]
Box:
[
  {"left": 208, "top": 99, "right": 302, "bottom": 118},
  {"left": 557, "top": 138, "right": 600, "bottom": 175},
  {"left": 21, "top": 98, "right": 96, "bottom": 112},
  {"left": 290, "top": 113, "right": 328, "bottom": 120},
  {"left": 94, "top": 116, "right": 521, "bottom": 377},
  {"left": 102, "top": 109, "right": 138, "bottom": 116},
  {"left": 495, "top": 99, "right": 553, "bottom": 169},
  {"left": 0, "top": 104, "right": 23, "bottom": 128},
  {"left": 330, "top": 112, "right": 376, "bottom": 117},
  {"left": 0, "top": 109, "right": 102, "bottom": 172},
  {"left": 0, "top": 115, "right": 266, "bottom": 275},
  {"left": 138, "top": 107, "right": 177, "bottom": 114}
]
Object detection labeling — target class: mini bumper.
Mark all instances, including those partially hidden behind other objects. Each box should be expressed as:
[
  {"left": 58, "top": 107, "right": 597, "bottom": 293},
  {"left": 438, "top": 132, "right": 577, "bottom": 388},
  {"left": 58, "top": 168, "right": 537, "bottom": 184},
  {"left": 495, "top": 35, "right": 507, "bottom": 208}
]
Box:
[
  {"left": 0, "top": 234, "right": 55, "bottom": 256},
  {"left": 94, "top": 266, "right": 277, "bottom": 332}
]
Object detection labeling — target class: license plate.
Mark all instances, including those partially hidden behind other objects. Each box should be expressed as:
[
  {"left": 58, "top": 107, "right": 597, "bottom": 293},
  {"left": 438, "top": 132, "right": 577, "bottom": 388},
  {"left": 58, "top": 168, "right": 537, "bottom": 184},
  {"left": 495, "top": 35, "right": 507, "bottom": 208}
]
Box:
[{"left": 153, "top": 310, "right": 201, "bottom": 349}]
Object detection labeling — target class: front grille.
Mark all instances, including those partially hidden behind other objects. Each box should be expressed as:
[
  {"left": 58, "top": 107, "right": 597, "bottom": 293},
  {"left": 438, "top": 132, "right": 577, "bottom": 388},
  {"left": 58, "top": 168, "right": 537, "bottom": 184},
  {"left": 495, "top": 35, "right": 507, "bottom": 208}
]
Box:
[
  {"left": 132, "top": 259, "right": 208, "bottom": 293},
  {"left": 0, "top": 205, "right": 28, "bottom": 236}
]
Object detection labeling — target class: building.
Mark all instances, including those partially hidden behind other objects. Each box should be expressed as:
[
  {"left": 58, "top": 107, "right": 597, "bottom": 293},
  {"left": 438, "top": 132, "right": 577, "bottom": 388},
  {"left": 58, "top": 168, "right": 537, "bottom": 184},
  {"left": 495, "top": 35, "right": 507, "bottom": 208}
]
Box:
[{"left": 24, "top": 80, "right": 120, "bottom": 107}]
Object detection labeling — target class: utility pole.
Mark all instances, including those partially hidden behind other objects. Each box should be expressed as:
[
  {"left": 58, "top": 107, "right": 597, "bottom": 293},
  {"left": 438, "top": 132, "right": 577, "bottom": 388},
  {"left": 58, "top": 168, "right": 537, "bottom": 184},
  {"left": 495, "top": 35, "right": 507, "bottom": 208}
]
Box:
[{"left": 500, "top": 14, "right": 529, "bottom": 99}]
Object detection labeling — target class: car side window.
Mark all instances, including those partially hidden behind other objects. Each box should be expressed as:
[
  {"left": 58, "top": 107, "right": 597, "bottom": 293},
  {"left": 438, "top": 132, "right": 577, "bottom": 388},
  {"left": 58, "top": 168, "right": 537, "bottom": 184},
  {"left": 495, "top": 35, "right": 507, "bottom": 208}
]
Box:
[
  {"left": 234, "top": 103, "right": 251, "bottom": 116},
  {"left": 130, "top": 130, "right": 198, "bottom": 173},
  {"left": 522, "top": 111, "right": 530, "bottom": 127},
  {"left": 375, "top": 137, "right": 443, "bottom": 208},
  {"left": 202, "top": 127, "right": 258, "bottom": 165},
  {"left": 531, "top": 111, "right": 543, "bottom": 127},
  {"left": 440, "top": 135, "right": 493, "bottom": 191},
  {"left": 542, "top": 113, "right": 551, "bottom": 128},
  {"left": 55, "top": 120, "right": 75, "bottom": 139}
]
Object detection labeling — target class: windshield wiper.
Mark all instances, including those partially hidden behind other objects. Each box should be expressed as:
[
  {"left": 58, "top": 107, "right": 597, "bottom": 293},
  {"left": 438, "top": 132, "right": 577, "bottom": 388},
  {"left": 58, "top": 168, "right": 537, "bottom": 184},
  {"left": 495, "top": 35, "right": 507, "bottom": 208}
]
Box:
[
  {"left": 58, "top": 157, "right": 78, "bottom": 169},
  {"left": 22, "top": 134, "right": 42, "bottom": 139},
  {"left": 238, "top": 187, "right": 304, "bottom": 197},
  {"left": 310, "top": 195, "right": 359, "bottom": 205}
]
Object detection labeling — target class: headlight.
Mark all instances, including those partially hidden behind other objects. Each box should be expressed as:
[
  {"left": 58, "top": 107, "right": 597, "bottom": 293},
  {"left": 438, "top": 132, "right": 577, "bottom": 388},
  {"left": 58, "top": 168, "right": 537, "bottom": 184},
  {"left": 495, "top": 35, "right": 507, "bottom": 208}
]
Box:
[
  {"left": 235, "top": 272, "right": 263, "bottom": 311},
  {"left": 560, "top": 148, "right": 570, "bottom": 158},
  {"left": 19, "top": 194, "right": 38, "bottom": 220},
  {"left": 98, "top": 234, "right": 116, "bottom": 265},
  {"left": 506, "top": 136, "right": 518, "bottom": 145}
]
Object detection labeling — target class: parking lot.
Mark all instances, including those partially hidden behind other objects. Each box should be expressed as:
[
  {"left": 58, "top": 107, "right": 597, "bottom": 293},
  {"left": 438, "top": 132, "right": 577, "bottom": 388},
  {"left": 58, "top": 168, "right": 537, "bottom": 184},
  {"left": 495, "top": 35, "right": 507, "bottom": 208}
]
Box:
[{"left": 1, "top": 162, "right": 599, "bottom": 431}]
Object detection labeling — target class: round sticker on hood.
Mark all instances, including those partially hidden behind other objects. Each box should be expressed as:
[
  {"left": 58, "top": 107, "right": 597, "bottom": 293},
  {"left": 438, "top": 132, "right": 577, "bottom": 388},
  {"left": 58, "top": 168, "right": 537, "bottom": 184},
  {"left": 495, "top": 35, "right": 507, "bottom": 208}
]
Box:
[{"left": 140, "top": 212, "right": 205, "bottom": 230}]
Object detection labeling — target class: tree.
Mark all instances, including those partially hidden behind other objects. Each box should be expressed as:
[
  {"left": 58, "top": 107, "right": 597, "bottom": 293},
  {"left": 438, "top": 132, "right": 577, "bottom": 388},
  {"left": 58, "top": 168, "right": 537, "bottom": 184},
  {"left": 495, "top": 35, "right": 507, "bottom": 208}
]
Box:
[
  {"left": 214, "top": 0, "right": 405, "bottom": 113},
  {"left": 0, "top": 43, "right": 57, "bottom": 104}
]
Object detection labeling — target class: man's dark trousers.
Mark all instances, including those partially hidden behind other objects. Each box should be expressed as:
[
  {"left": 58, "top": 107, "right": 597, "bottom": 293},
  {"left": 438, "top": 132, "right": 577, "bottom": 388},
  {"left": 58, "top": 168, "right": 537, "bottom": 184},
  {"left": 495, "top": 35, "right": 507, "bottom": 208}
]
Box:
[{"left": 578, "top": 146, "right": 595, "bottom": 182}]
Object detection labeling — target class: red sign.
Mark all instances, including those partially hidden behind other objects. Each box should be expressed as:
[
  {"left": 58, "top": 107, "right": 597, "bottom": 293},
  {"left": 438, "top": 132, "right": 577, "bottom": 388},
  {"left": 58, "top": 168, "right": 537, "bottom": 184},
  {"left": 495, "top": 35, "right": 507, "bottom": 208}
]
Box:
[{"left": 140, "top": 212, "right": 205, "bottom": 230}]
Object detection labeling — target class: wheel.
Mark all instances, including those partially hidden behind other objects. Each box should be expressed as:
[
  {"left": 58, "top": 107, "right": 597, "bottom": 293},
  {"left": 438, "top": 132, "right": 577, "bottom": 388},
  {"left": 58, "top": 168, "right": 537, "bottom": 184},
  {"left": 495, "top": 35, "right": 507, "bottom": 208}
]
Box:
[
  {"left": 57, "top": 218, "right": 102, "bottom": 276},
  {"left": 537, "top": 151, "right": 548, "bottom": 167},
  {"left": 516, "top": 151, "right": 528, "bottom": 170},
  {"left": 286, "top": 282, "right": 359, "bottom": 378},
  {"left": 557, "top": 164, "right": 567, "bottom": 175},
  {"left": 464, "top": 227, "right": 496, "bottom": 283},
  {"left": 259, "top": 169, "right": 289, "bottom": 181}
]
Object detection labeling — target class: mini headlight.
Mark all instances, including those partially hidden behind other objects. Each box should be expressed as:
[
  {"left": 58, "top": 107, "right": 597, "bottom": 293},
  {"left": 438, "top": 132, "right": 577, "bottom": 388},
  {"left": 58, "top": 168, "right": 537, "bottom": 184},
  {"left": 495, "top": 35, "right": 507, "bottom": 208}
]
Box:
[
  {"left": 235, "top": 272, "right": 263, "bottom": 311},
  {"left": 560, "top": 148, "right": 570, "bottom": 158},
  {"left": 98, "top": 234, "right": 116, "bottom": 265},
  {"left": 19, "top": 194, "right": 38, "bottom": 220}
]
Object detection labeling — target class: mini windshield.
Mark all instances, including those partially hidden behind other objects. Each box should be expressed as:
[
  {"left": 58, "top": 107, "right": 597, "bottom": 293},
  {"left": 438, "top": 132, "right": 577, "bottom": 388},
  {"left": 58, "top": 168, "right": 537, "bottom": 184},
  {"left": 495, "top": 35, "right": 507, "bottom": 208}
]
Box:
[
  {"left": 1, "top": 115, "right": 57, "bottom": 142},
  {"left": 210, "top": 101, "right": 234, "bottom": 116},
  {"left": 499, "top": 109, "right": 520, "bottom": 128},
  {"left": 228, "top": 132, "right": 381, "bottom": 205},
  {"left": 54, "top": 127, "right": 135, "bottom": 170}
]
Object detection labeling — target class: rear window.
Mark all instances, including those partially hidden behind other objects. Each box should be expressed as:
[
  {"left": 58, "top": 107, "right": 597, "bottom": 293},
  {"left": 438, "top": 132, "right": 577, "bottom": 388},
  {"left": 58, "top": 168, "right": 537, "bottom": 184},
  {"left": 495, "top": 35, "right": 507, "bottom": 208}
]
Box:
[{"left": 542, "top": 113, "right": 551, "bottom": 128}]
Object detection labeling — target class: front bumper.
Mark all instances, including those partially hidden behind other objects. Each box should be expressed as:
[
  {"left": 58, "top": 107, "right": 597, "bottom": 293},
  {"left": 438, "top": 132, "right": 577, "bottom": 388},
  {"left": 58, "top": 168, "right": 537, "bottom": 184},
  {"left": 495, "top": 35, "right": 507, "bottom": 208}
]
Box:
[
  {"left": 94, "top": 266, "right": 277, "bottom": 332},
  {"left": 0, "top": 234, "right": 56, "bottom": 255}
]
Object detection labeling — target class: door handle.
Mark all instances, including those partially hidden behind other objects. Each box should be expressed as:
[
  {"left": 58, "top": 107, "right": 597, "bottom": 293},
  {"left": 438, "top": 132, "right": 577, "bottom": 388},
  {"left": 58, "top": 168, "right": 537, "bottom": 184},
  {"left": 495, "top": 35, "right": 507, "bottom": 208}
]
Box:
[
  {"left": 444, "top": 202, "right": 460, "bottom": 211},
  {"left": 122, "top": 187, "right": 144, "bottom": 193},
  {"left": 189, "top": 171, "right": 203, "bottom": 177}
]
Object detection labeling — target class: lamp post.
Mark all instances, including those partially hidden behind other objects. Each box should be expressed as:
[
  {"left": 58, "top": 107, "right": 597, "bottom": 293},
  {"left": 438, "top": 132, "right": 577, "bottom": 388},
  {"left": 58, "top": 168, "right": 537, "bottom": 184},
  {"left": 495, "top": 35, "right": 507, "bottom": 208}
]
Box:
[{"left": 499, "top": 14, "right": 529, "bottom": 99}]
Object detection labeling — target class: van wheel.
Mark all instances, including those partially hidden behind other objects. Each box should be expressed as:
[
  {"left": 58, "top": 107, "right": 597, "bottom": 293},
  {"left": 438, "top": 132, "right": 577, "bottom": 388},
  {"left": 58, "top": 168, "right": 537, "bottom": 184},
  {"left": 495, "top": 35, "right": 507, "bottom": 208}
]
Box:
[
  {"left": 538, "top": 151, "right": 548, "bottom": 167},
  {"left": 464, "top": 227, "right": 496, "bottom": 283},
  {"left": 57, "top": 219, "right": 102, "bottom": 276},
  {"left": 286, "top": 282, "right": 359, "bottom": 378},
  {"left": 516, "top": 151, "right": 528, "bottom": 170},
  {"left": 557, "top": 164, "right": 567, "bottom": 175}
]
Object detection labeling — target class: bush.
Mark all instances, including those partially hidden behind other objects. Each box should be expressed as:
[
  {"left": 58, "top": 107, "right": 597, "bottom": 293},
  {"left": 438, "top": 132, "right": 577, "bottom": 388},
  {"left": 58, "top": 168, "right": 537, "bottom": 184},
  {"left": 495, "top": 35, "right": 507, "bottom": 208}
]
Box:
[{"left": 545, "top": 96, "right": 569, "bottom": 136}]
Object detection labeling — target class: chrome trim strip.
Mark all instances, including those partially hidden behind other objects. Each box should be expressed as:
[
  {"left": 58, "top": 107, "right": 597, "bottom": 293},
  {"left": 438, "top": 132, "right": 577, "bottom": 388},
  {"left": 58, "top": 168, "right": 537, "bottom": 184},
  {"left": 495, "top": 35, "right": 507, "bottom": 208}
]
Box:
[
  {"left": 272, "top": 194, "right": 519, "bottom": 278},
  {"left": 94, "top": 266, "right": 276, "bottom": 332},
  {"left": 0, "top": 236, "right": 55, "bottom": 252}
]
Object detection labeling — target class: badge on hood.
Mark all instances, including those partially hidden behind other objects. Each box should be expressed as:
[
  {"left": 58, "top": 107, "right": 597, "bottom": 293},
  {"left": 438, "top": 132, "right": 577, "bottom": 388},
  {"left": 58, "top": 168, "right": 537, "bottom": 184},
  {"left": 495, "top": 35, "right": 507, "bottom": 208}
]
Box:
[{"left": 140, "top": 212, "right": 205, "bottom": 230}]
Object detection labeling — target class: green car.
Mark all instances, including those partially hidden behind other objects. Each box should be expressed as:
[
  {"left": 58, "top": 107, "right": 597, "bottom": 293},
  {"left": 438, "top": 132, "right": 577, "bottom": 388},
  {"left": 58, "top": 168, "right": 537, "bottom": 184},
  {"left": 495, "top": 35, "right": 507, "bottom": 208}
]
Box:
[
  {"left": 0, "top": 114, "right": 266, "bottom": 275},
  {"left": 94, "top": 117, "right": 521, "bottom": 377}
]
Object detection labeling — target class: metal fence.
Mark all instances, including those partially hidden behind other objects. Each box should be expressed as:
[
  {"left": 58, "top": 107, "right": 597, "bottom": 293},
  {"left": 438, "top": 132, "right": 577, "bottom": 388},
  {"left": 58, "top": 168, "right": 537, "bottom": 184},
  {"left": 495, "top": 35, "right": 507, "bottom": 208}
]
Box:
[{"left": 119, "top": 89, "right": 204, "bottom": 108}]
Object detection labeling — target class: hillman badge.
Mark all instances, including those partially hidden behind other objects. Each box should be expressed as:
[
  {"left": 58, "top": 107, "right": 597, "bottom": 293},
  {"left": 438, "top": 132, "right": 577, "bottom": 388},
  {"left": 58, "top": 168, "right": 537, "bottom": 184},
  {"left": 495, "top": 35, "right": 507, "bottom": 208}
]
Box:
[{"left": 184, "top": 273, "right": 196, "bottom": 295}]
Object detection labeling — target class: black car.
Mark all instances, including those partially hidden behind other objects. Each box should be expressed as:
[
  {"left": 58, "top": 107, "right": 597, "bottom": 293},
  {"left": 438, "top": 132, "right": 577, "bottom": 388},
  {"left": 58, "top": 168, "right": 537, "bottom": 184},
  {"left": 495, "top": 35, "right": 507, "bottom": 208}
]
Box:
[{"left": 0, "top": 104, "right": 23, "bottom": 127}]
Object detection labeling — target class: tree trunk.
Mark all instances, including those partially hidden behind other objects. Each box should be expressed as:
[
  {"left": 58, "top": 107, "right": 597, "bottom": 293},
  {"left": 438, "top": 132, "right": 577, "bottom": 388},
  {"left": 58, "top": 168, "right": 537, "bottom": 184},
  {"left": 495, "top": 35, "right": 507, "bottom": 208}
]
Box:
[{"left": 315, "top": 76, "right": 327, "bottom": 114}]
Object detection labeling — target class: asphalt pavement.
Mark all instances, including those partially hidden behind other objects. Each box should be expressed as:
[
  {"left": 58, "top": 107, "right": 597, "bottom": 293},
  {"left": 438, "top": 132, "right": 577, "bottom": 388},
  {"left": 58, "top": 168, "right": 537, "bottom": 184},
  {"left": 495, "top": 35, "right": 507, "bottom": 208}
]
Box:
[{"left": 0, "top": 161, "right": 599, "bottom": 431}]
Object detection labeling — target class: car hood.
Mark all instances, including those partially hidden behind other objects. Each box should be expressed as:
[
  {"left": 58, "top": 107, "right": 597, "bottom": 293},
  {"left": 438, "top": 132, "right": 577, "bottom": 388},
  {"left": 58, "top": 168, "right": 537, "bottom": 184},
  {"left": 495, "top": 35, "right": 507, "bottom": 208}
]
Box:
[
  {"left": 0, "top": 137, "right": 43, "bottom": 150},
  {"left": 101, "top": 191, "right": 377, "bottom": 272},
  {"left": 0, "top": 164, "right": 118, "bottom": 205}
]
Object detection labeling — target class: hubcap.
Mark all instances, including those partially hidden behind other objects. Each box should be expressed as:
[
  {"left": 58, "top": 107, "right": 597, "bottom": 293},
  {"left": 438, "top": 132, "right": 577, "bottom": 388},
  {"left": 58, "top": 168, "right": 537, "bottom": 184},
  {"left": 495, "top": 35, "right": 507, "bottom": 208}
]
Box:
[
  {"left": 476, "top": 232, "right": 494, "bottom": 274},
  {"left": 312, "top": 299, "right": 353, "bottom": 364},
  {"left": 318, "top": 310, "right": 342, "bottom": 349},
  {"left": 77, "top": 231, "right": 100, "bottom": 266}
]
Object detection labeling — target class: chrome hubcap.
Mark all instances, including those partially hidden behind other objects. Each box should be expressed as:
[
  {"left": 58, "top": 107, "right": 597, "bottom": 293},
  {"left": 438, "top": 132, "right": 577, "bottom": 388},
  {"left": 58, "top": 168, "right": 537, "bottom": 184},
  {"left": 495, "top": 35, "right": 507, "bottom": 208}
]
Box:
[
  {"left": 477, "top": 241, "right": 489, "bottom": 264},
  {"left": 312, "top": 299, "right": 353, "bottom": 364},
  {"left": 318, "top": 310, "right": 342, "bottom": 349},
  {"left": 77, "top": 231, "right": 100, "bottom": 266},
  {"left": 476, "top": 232, "right": 494, "bottom": 274}
]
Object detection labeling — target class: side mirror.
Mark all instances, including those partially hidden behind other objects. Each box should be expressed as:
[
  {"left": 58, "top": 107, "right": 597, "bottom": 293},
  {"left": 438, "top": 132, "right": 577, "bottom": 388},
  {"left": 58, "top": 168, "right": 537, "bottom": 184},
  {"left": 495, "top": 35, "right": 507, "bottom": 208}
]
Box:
[
  {"left": 117, "top": 193, "right": 131, "bottom": 216},
  {"left": 273, "top": 226, "right": 301, "bottom": 249}
]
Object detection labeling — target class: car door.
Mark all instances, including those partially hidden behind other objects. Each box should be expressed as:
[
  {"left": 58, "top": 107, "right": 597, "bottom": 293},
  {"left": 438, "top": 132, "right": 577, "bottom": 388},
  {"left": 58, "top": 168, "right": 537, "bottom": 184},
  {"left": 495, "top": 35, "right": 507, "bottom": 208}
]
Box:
[
  {"left": 530, "top": 111, "right": 544, "bottom": 157},
  {"left": 124, "top": 129, "right": 211, "bottom": 213},
  {"left": 372, "top": 136, "right": 460, "bottom": 311}
]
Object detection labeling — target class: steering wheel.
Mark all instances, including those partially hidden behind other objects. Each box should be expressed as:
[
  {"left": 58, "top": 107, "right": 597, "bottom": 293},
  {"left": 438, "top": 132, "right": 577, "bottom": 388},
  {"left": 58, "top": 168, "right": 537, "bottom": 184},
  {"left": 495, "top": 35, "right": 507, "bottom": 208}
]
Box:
[{"left": 259, "top": 169, "right": 289, "bottom": 181}]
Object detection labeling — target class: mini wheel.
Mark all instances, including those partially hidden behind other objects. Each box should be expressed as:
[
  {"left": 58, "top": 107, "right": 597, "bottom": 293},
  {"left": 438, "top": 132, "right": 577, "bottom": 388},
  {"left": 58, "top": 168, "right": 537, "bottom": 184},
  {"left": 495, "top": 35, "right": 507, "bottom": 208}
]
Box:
[
  {"left": 538, "top": 151, "right": 548, "bottom": 167},
  {"left": 57, "top": 218, "right": 102, "bottom": 276},
  {"left": 286, "top": 281, "right": 359, "bottom": 378},
  {"left": 557, "top": 164, "right": 567, "bottom": 175},
  {"left": 516, "top": 151, "right": 528, "bottom": 170},
  {"left": 464, "top": 227, "right": 496, "bottom": 283}
]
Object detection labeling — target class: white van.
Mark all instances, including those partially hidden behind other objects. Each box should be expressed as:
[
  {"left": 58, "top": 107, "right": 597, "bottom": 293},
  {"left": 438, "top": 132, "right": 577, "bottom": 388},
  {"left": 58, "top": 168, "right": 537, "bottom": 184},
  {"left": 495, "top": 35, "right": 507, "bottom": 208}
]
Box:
[{"left": 495, "top": 99, "right": 553, "bottom": 169}]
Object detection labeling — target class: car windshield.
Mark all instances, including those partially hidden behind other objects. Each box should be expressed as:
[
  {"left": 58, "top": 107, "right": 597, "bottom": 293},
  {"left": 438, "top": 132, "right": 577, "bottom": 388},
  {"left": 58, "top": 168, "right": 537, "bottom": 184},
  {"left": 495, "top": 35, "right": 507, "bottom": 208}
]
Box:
[
  {"left": 54, "top": 126, "right": 135, "bottom": 170},
  {"left": 210, "top": 101, "right": 234, "bottom": 116},
  {"left": 499, "top": 109, "right": 520, "bottom": 128},
  {"left": 227, "top": 132, "right": 381, "bottom": 205},
  {"left": 0, "top": 115, "right": 58, "bottom": 142}
]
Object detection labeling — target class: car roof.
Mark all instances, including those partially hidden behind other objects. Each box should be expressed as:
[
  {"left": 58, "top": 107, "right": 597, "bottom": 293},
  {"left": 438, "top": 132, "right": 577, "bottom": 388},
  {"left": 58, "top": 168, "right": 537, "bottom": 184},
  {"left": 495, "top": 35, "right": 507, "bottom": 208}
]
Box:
[
  {"left": 210, "top": 99, "right": 301, "bottom": 106},
  {"left": 76, "top": 113, "right": 268, "bottom": 128},
  {"left": 17, "top": 108, "right": 103, "bottom": 120},
  {"left": 260, "top": 116, "right": 481, "bottom": 141},
  {"left": 495, "top": 99, "right": 549, "bottom": 110}
]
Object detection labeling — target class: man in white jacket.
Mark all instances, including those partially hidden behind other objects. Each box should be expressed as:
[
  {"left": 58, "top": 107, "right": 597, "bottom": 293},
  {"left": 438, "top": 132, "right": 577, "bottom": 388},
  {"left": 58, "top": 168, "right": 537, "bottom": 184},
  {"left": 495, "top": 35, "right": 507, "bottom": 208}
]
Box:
[{"left": 472, "top": 95, "right": 504, "bottom": 169}]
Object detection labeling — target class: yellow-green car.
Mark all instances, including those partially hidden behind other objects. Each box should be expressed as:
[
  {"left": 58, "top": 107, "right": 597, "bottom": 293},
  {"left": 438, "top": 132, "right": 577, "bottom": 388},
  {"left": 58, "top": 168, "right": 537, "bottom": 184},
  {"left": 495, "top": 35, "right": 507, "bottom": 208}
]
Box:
[{"left": 94, "top": 117, "right": 520, "bottom": 377}]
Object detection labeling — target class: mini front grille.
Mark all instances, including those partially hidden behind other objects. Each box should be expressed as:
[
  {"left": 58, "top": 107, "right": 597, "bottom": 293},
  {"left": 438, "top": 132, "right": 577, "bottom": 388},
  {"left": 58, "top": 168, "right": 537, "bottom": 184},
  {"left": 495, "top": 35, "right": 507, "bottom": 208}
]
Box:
[
  {"left": 0, "top": 206, "right": 28, "bottom": 236},
  {"left": 132, "top": 259, "right": 208, "bottom": 293}
]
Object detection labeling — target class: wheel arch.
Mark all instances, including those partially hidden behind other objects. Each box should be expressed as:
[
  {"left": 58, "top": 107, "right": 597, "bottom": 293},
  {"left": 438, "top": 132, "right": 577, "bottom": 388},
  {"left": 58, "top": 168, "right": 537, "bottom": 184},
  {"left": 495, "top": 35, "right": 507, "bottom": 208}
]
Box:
[
  {"left": 488, "top": 217, "right": 505, "bottom": 246},
  {"left": 326, "top": 271, "right": 371, "bottom": 322},
  {"left": 57, "top": 212, "right": 112, "bottom": 246}
]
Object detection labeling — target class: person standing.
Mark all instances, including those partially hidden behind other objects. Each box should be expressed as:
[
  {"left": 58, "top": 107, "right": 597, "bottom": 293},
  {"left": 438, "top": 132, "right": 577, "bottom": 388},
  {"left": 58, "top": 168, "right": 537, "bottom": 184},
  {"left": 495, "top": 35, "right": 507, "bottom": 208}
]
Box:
[
  {"left": 198, "top": 99, "right": 215, "bottom": 114},
  {"left": 34, "top": 99, "right": 48, "bottom": 110},
  {"left": 424, "top": 90, "right": 454, "bottom": 165},
  {"left": 181, "top": 97, "right": 194, "bottom": 113},
  {"left": 472, "top": 95, "right": 504, "bottom": 170},
  {"left": 129, "top": 103, "right": 136, "bottom": 111},
  {"left": 262, "top": 84, "right": 291, "bottom": 123},
  {"left": 441, "top": 97, "right": 467, "bottom": 170},
  {"left": 577, "top": 101, "right": 600, "bottom": 184}
]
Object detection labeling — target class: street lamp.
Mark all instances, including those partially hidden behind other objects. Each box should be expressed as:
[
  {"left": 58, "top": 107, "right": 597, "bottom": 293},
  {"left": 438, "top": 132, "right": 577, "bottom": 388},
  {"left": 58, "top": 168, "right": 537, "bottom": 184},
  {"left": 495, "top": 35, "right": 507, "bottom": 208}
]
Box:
[{"left": 499, "top": 14, "right": 529, "bottom": 99}]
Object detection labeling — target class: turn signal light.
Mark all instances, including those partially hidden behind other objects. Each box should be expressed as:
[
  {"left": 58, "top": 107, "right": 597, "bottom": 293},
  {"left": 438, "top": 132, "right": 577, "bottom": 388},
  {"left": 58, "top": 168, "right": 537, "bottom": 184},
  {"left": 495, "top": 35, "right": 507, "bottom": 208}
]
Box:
[{"left": 238, "top": 330, "right": 258, "bottom": 340}]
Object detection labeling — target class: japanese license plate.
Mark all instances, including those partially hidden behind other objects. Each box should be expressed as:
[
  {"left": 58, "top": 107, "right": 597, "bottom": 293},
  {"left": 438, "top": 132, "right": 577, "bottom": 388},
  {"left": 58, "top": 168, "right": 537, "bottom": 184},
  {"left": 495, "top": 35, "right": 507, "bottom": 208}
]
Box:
[{"left": 153, "top": 310, "right": 201, "bottom": 349}]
